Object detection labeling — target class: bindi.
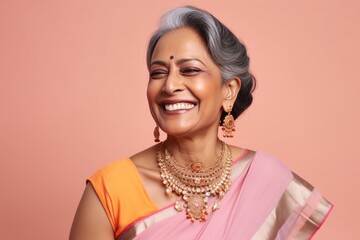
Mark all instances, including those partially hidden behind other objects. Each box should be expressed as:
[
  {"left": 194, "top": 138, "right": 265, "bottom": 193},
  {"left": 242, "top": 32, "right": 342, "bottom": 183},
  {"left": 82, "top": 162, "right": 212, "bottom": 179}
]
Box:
[{"left": 170, "top": 55, "right": 174, "bottom": 60}]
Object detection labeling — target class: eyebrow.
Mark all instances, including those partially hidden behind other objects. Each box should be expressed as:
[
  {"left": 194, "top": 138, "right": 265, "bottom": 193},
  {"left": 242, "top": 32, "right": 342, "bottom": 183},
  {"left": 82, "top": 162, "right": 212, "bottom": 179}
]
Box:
[{"left": 150, "top": 58, "right": 207, "bottom": 68}]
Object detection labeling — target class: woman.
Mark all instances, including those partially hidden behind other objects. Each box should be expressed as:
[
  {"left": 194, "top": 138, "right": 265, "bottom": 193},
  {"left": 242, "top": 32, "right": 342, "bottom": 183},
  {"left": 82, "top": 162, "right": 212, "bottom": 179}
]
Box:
[{"left": 70, "top": 6, "right": 332, "bottom": 240}]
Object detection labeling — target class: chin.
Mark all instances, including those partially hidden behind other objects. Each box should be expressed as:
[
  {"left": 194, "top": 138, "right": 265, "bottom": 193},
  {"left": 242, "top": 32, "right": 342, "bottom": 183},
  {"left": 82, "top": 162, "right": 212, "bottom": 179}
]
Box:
[{"left": 160, "top": 124, "right": 195, "bottom": 138}]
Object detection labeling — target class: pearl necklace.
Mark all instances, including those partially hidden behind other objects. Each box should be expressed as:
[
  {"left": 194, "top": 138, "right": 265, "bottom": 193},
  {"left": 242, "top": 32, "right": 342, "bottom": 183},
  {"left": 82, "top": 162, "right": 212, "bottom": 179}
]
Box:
[{"left": 157, "top": 141, "right": 232, "bottom": 222}]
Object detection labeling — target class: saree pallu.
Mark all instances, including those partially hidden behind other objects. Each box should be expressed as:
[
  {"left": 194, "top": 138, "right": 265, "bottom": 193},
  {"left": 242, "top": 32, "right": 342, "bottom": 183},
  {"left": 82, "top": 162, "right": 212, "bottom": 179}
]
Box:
[{"left": 116, "top": 151, "right": 332, "bottom": 240}]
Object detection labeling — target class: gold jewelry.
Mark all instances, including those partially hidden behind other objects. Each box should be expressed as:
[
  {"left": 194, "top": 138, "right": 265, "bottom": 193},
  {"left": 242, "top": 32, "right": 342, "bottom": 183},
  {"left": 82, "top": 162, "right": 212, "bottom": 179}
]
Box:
[
  {"left": 157, "top": 141, "right": 232, "bottom": 222},
  {"left": 153, "top": 125, "right": 160, "bottom": 142},
  {"left": 164, "top": 142, "right": 226, "bottom": 186},
  {"left": 222, "top": 105, "right": 236, "bottom": 138}
]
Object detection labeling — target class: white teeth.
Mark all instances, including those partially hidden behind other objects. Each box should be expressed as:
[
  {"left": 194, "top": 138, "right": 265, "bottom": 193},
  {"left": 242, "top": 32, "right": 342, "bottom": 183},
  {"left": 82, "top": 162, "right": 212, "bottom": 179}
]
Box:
[{"left": 165, "top": 103, "right": 195, "bottom": 111}]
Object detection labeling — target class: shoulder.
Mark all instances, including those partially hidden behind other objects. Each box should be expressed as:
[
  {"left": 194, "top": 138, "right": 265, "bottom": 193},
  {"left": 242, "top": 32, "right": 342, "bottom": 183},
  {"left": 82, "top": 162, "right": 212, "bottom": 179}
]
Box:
[
  {"left": 229, "top": 146, "right": 284, "bottom": 166},
  {"left": 87, "top": 144, "right": 159, "bottom": 190},
  {"left": 89, "top": 158, "right": 134, "bottom": 181},
  {"left": 238, "top": 150, "right": 295, "bottom": 185},
  {"left": 87, "top": 158, "right": 138, "bottom": 194},
  {"left": 252, "top": 151, "right": 290, "bottom": 172}
]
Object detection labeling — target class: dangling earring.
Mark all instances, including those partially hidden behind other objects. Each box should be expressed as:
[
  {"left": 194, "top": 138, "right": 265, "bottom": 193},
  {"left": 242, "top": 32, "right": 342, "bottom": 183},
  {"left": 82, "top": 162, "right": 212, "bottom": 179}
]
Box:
[
  {"left": 154, "top": 125, "right": 160, "bottom": 142},
  {"left": 222, "top": 105, "right": 235, "bottom": 138}
]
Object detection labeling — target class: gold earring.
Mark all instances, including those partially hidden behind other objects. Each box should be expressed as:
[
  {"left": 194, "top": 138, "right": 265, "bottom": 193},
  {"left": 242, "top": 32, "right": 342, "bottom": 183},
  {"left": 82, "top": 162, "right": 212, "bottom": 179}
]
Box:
[
  {"left": 222, "top": 105, "right": 235, "bottom": 138},
  {"left": 154, "top": 125, "right": 160, "bottom": 142}
]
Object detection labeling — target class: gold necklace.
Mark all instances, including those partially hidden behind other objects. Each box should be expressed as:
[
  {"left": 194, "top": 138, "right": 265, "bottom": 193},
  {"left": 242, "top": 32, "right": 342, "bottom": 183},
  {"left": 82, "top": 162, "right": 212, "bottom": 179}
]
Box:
[{"left": 157, "top": 141, "right": 232, "bottom": 222}]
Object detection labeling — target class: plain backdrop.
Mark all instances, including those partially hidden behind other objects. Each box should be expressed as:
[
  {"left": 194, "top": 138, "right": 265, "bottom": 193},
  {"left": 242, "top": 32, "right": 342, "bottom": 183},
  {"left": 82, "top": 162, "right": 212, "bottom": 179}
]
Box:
[{"left": 1, "top": 0, "right": 359, "bottom": 239}]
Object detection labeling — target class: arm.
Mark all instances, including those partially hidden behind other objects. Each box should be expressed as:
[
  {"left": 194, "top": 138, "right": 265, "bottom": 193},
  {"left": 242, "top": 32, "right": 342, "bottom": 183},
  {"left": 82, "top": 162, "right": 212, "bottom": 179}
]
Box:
[{"left": 69, "top": 183, "right": 114, "bottom": 240}]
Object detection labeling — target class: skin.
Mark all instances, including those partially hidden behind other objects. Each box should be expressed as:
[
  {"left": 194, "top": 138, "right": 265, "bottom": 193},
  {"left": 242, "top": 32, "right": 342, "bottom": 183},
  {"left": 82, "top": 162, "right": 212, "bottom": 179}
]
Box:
[{"left": 69, "top": 27, "right": 244, "bottom": 239}]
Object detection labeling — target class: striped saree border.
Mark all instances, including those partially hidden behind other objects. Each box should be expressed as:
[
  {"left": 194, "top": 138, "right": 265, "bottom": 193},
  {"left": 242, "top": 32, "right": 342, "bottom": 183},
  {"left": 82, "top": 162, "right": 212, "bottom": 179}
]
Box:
[
  {"left": 116, "top": 205, "right": 177, "bottom": 240},
  {"left": 251, "top": 173, "right": 333, "bottom": 240}
]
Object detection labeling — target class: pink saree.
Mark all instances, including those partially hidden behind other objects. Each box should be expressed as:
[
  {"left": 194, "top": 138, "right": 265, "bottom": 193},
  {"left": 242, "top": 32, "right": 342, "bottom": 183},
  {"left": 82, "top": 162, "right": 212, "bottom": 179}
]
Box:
[{"left": 117, "top": 150, "right": 333, "bottom": 240}]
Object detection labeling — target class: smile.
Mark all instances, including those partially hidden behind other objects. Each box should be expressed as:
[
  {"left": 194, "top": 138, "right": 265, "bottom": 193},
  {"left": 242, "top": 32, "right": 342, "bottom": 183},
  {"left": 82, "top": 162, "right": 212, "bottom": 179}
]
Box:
[{"left": 164, "top": 103, "right": 195, "bottom": 111}]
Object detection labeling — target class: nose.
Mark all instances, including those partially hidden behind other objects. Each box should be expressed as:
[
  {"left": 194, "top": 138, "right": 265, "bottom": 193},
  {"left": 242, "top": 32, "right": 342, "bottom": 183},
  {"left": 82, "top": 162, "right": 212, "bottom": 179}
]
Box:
[{"left": 162, "top": 69, "right": 184, "bottom": 95}]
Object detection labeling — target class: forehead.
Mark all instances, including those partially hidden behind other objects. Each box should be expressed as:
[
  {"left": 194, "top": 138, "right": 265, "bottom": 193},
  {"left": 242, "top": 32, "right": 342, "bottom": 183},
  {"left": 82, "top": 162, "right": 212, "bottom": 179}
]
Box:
[{"left": 151, "top": 27, "right": 211, "bottom": 62}]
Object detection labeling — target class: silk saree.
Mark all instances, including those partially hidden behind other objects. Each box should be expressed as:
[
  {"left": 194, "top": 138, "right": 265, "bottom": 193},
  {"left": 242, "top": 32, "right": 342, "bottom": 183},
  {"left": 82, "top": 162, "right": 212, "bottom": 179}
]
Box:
[{"left": 88, "top": 150, "right": 332, "bottom": 240}]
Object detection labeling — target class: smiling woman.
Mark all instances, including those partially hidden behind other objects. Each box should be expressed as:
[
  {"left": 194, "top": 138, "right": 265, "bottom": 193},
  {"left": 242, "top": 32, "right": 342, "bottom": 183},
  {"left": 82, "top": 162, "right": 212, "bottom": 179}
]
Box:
[
  {"left": 147, "top": 27, "right": 231, "bottom": 138},
  {"left": 69, "top": 6, "right": 332, "bottom": 240}
]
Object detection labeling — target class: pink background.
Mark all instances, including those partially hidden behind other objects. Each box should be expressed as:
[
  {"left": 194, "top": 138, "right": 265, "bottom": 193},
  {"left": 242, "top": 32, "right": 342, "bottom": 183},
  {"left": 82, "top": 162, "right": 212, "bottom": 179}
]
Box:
[{"left": 1, "top": 0, "right": 359, "bottom": 239}]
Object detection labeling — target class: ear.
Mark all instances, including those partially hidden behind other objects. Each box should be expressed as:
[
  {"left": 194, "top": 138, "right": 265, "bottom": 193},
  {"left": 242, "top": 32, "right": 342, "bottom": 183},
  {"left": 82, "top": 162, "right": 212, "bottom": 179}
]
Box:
[{"left": 222, "top": 77, "right": 241, "bottom": 110}]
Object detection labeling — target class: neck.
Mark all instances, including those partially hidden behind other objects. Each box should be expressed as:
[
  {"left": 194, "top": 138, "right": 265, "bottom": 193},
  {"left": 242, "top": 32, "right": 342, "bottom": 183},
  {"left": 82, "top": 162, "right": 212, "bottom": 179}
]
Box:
[{"left": 164, "top": 132, "right": 223, "bottom": 167}]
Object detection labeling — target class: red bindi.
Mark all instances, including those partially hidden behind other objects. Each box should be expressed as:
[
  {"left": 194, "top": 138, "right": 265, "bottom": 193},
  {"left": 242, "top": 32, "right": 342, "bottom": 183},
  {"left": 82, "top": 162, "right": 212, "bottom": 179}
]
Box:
[{"left": 170, "top": 55, "right": 174, "bottom": 60}]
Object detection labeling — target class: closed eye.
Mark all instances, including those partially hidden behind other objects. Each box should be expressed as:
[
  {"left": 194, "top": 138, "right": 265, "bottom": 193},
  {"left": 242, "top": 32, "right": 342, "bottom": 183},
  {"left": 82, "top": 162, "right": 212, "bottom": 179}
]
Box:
[
  {"left": 150, "top": 70, "right": 168, "bottom": 79},
  {"left": 180, "top": 68, "right": 202, "bottom": 76}
]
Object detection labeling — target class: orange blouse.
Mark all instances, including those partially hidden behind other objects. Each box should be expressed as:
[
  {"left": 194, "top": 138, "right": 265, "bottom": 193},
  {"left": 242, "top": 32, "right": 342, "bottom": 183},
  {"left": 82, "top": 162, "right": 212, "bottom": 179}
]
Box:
[{"left": 88, "top": 158, "right": 158, "bottom": 238}]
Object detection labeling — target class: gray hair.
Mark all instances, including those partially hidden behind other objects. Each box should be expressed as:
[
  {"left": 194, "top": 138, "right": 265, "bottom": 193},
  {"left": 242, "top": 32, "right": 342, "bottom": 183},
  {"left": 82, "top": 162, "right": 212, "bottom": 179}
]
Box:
[{"left": 147, "top": 6, "right": 256, "bottom": 121}]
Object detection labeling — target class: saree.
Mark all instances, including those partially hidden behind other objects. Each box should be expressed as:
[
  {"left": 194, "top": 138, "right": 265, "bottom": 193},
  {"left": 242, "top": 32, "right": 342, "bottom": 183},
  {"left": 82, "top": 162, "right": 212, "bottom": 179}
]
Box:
[{"left": 89, "top": 150, "right": 333, "bottom": 240}]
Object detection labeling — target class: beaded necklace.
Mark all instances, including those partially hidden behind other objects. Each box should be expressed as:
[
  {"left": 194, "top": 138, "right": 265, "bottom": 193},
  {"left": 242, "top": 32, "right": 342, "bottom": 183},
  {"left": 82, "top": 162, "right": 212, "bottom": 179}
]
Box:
[{"left": 157, "top": 141, "right": 232, "bottom": 222}]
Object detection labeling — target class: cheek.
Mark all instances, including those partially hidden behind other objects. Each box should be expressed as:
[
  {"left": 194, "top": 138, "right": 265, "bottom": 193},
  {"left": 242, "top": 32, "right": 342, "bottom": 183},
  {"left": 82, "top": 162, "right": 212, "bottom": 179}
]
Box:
[
  {"left": 146, "top": 81, "right": 160, "bottom": 103},
  {"left": 146, "top": 82, "right": 160, "bottom": 121},
  {"left": 192, "top": 77, "right": 223, "bottom": 100}
]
